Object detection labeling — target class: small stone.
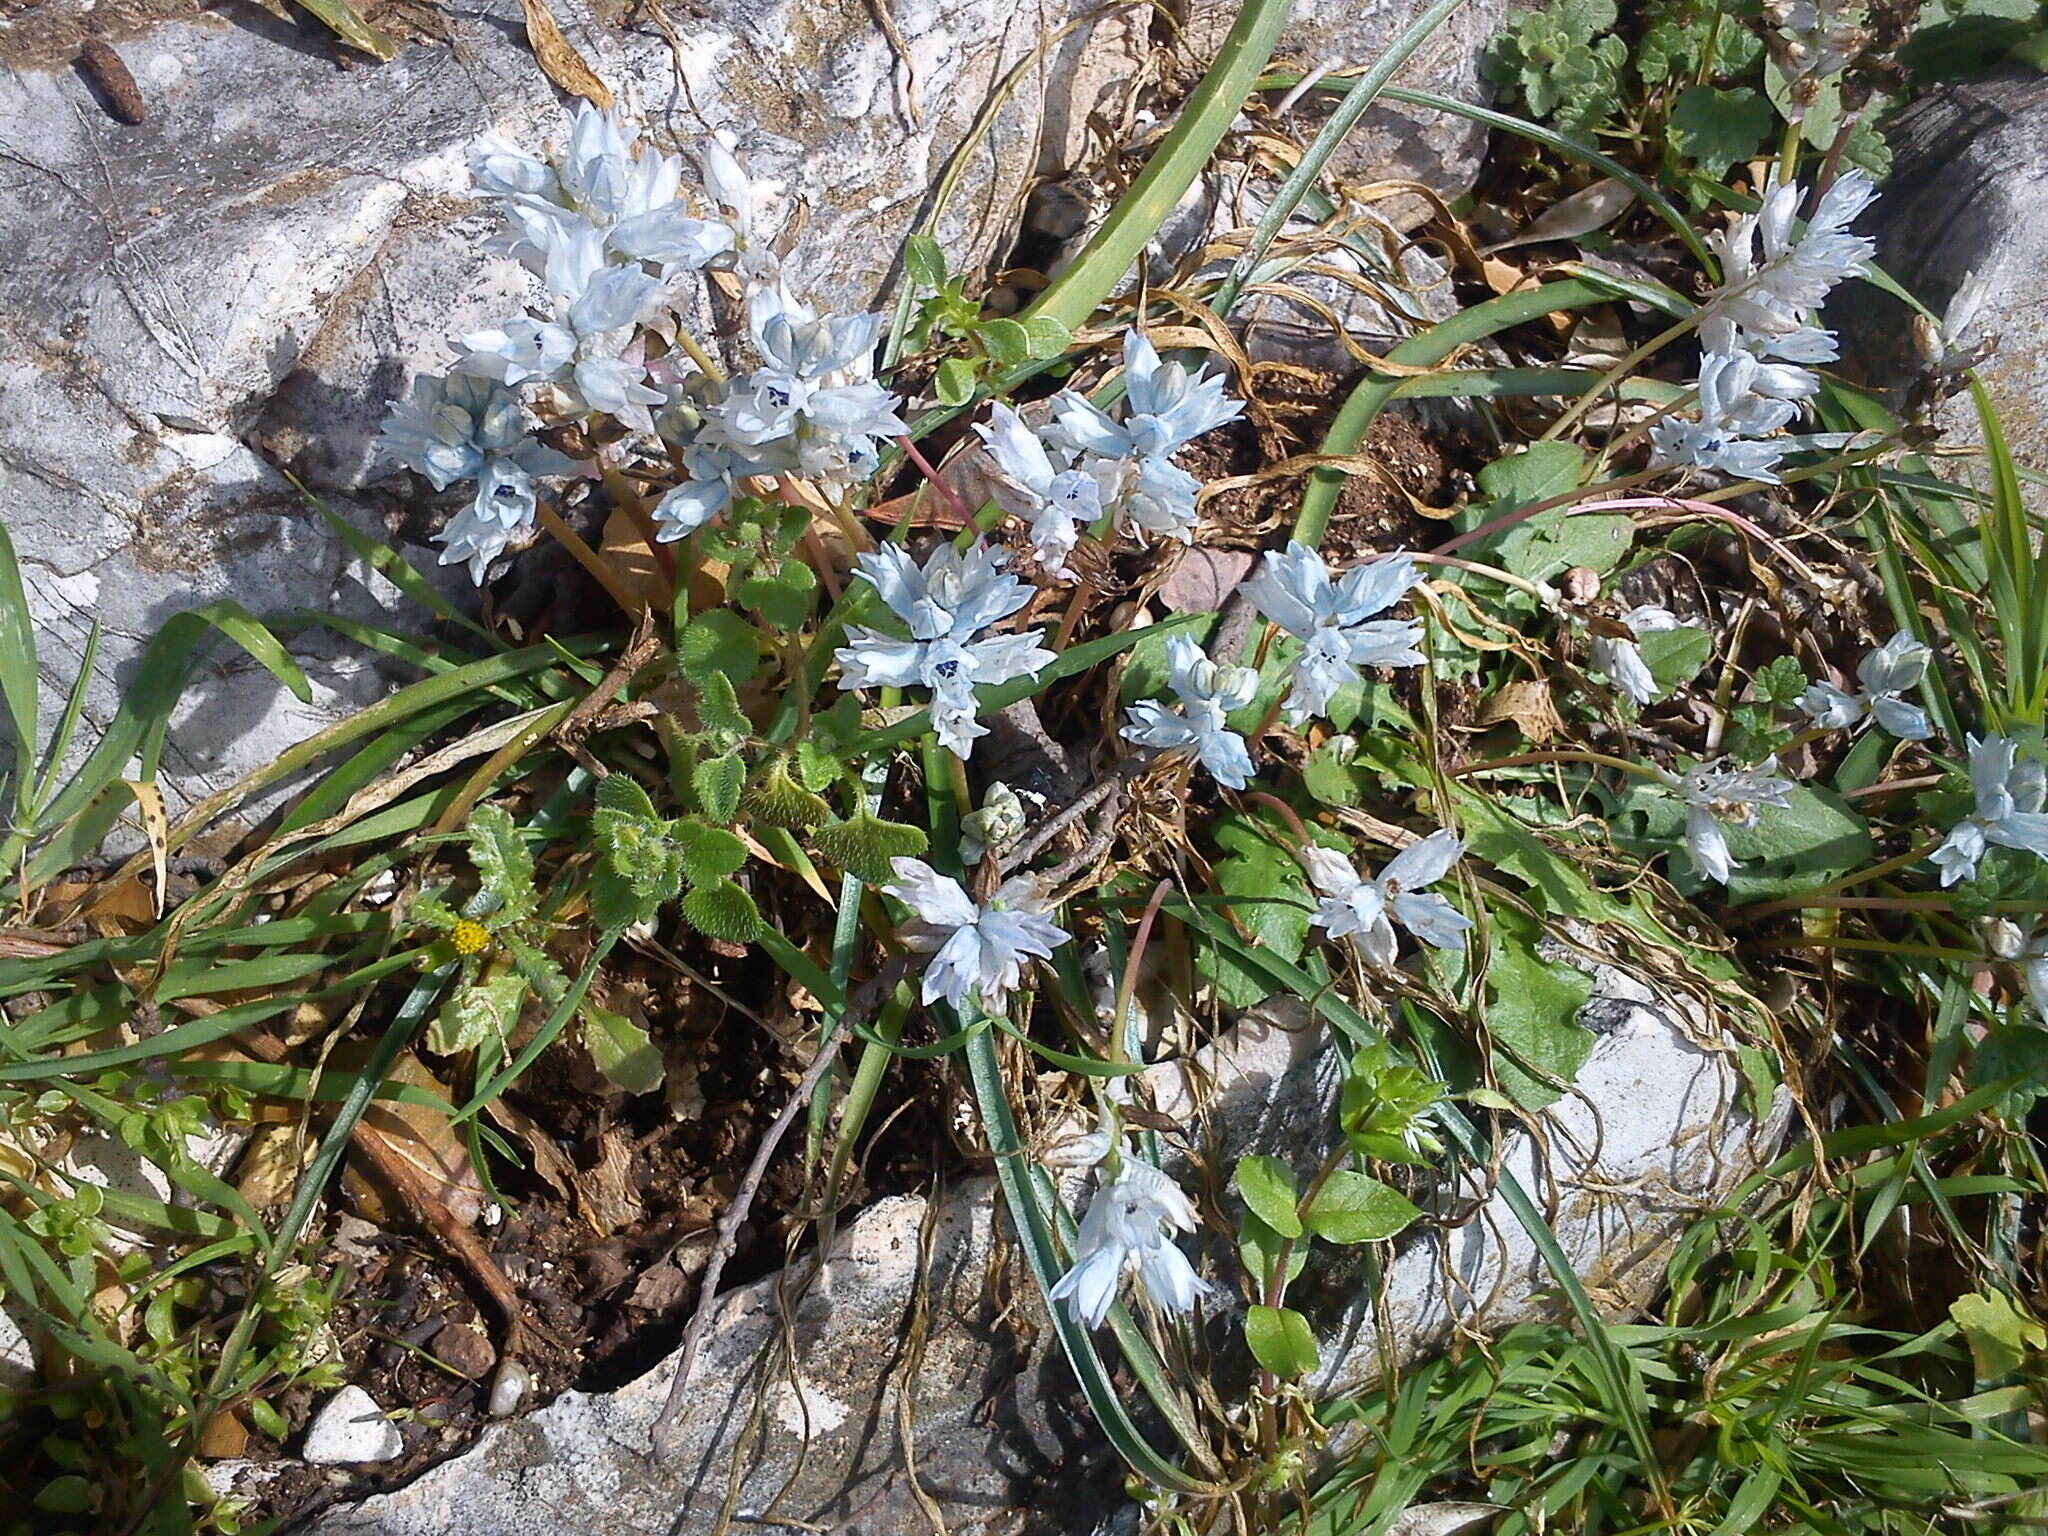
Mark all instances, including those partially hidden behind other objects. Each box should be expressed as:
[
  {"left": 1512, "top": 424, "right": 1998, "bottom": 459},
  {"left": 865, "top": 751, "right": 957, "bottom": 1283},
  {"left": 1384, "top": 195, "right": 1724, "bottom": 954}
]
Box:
[
  {"left": 487, "top": 1359, "right": 531, "bottom": 1419},
  {"left": 1157, "top": 548, "right": 1255, "bottom": 615},
  {"left": 430, "top": 1323, "right": 497, "bottom": 1381},
  {"left": 197, "top": 1409, "right": 249, "bottom": 1459},
  {"left": 301, "top": 1386, "right": 403, "bottom": 1465}
]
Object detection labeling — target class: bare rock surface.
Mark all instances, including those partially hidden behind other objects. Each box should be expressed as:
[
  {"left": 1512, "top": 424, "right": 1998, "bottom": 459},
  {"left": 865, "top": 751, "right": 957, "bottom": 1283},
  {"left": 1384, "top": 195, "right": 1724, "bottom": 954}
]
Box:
[
  {"left": 302, "top": 1386, "right": 406, "bottom": 1467},
  {"left": 307, "top": 955, "right": 1783, "bottom": 1535},
  {"left": 1837, "top": 68, "right": 2048, "bottom": 483}
]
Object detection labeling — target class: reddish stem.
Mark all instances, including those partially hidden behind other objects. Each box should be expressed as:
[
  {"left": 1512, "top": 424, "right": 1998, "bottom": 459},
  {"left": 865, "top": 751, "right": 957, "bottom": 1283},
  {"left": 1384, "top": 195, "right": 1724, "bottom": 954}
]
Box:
[
  {"left": 894, "top": 434, "right": 977, "bottom": 529},
  {"left": 1109, "top": 878, "right": 1176, "bottom": 1065}
]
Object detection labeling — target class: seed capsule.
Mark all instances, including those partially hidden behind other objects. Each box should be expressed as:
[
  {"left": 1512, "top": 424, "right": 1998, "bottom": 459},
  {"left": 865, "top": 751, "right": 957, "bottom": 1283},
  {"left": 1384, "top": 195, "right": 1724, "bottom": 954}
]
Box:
[{"left": 78, "top": 38, "right": 145, "bottom": 125}]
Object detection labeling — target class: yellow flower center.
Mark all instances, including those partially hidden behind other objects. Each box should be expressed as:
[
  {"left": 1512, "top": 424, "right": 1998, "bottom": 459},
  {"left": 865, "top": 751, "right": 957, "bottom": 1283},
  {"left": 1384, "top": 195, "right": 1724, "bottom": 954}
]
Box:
[{"left": 451, "top": 919, "right": 491, "bottom": 956}]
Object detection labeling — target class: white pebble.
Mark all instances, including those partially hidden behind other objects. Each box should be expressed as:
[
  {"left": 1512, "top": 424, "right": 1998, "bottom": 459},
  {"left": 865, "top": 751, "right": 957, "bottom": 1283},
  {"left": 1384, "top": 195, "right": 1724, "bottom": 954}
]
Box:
[
  {"left": 488, "top": 1359, "right": 531, "bottom": 1418},
  {"left": 301, "top": 1385, "right": 403, "bottom": 1464}
]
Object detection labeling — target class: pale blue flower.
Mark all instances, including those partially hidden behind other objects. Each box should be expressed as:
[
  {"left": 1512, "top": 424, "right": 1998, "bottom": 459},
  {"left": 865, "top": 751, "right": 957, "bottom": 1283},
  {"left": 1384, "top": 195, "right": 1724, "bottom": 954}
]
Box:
[
  {"left": 1119, "top": 454, "right": 1204, "bottom": 544},
  {"left": 382, "top": 373, "right": 526, "bottom": 489},
  {"left": 1243, "top": 541, "right": 1425, "bottom": 724},
  {"left": 1051, "top": 329, "right": 1242, "bottom": 462},
  {"left": 457, "top": 223, "right": 666, "bottom": 431},
  {"left": 834, "top": 543, "right": 1055, "bottom": 758},
  {"left": 1931, "top": 734, "right": 2048, "bottom": 887},
  {"left": 1050, "top": 1156, "right": 1206, "bottom": 1329},
  {"left": 1658, "top": 174, "right": 1878, "bottom": 487},
  {"left": 1702, "top": 169, "right": 1877, "bottom": 357},
  {"left": 1120, "top": 634, "right": 1258, "bottom": 788},
  {"left": 380, "top": 374, "right": 574, "bottom": 584},
  {"left": 976, "top": 403, "right": 1103, "bottom": 576},
  {"left": 885, "top": 857, "right": 1068, "bottom": 1011},
  {"left": 1301, "top": 831, "right": 1471, "bottom": 966},
  {"left": 1591, "top": 604, "right": 1681, "bottom": 706},
  {"left": 1799, "top": 632, "right": 1933, "bottom": 740},
  {"left": 1672, "top": 757, "right": 1795, "bottom": 885},
  {"left": 480, "top": 103, "right": 732, "bottom": 278},
  {"left": 650, "top": 442, "right": 742, "bottom": 541},
  {"left": 1044, "top": 329, "right": 1242, "bottom": 545},
  {"left": 1650, "top": 350, "right": 1802, "bottom": 484},
  {"left": 697, "top": 128, "right": 782, "bottom": 281},
  {"left": 660, "top": 289, "right": 904, "bottom": 514}
]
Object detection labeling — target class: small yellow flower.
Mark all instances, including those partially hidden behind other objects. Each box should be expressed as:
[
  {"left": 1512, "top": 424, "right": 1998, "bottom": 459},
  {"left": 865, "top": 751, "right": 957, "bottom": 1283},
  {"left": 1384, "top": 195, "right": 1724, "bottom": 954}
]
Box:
[{"left": 451, "top": 919, "right": 492, "bottom": 956}]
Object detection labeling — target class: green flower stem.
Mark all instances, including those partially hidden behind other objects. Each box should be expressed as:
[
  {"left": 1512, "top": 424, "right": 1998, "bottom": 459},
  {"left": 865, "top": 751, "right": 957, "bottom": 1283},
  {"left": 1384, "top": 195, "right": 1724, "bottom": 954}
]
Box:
[
  {"left": 1258, "top": 1143, "right": 1349, "bottom": 1401},
  {"left": 1536, "top": 313, "right": 1699, "bottom": 446},
  {"left": 668, "top": 324, "right": 725, "bottom": 385},
  {"left": 1776, "top": 114, "right": 1803, "bottom": 183},
  {"left": 1450, "top": 749, "right": 1663, "bottom": 782}
]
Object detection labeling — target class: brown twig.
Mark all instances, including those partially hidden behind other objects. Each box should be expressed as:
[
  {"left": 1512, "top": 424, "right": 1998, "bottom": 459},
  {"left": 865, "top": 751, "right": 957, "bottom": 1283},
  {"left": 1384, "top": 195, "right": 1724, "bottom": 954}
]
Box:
[
  {"left": 650, "top": 960, "right": 906, "bottom": 1459},
  {"left": 1001, "top": 764, "right": 1139, "bottom": 872},
  {"left": 1041, "top": 794, "right": 1125, "bottom": 893},
  {"left": 551, "top": 612, "right": 662, "bottom": 775}
]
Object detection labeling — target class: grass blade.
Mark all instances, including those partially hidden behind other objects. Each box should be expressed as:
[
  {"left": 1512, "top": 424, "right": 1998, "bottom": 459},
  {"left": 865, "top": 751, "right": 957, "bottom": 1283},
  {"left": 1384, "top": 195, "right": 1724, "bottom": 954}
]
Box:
[
  {"left": 1024, "top": 0, "right": 1296, "bottom": 330},
  {"left": 0, "top": 520, "right": 39, "bottom": 813},
  {"left": 1213, "top": 0, "right": 1469, "bottom": 317}
]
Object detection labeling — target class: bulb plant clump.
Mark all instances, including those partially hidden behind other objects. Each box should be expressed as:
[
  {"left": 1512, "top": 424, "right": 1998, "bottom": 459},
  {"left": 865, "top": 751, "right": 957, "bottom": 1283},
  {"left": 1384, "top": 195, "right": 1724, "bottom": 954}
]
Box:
[
  {"left": 11, "top": 1, "right": 2048, "bottom": 1525},
  {"left": 359, "top": 85, "right": 2048, "bottom": 1522}
]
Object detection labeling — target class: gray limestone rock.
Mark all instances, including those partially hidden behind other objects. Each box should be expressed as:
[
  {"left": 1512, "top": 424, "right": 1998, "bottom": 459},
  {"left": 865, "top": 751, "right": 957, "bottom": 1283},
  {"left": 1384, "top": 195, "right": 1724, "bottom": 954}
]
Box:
[
  {"left": 1836, "top": 69, "right": 2048, "bottom": 484},
  {"left": 1181, "top": 0, "right": 1504, "bottom": 224}
]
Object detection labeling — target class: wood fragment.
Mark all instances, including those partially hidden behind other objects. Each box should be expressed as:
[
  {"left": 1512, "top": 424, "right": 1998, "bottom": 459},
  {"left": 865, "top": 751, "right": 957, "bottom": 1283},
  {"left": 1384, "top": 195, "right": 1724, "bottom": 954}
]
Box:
[
  {"left": 77, "top": 39, "right": 145, "bottom": 125},
  {"left": 519, "top": 0, "right": 614, "bottom": 110}
]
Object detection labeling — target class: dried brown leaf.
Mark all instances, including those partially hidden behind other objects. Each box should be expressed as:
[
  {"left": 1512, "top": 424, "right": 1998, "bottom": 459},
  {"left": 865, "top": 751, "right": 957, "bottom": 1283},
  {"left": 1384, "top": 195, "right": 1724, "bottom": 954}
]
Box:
[
  {"left": 520, "top": 0, "right": 613, "bottom": 109},
  {"left": 1477, "top": 679, "right": 1566, "bottom": 745},
  {"left": 573, "top": 1127, "right": 644, "bottom": 1237},
  {"left": 1480, "top": 178, "right": 1636, "bottom": 256},
  {"left": 484, "top": 1098, "right": 576, "bottom": 1200},
  {"left": 354, "top": 1052, "right": 484, "bottom": 1226}
]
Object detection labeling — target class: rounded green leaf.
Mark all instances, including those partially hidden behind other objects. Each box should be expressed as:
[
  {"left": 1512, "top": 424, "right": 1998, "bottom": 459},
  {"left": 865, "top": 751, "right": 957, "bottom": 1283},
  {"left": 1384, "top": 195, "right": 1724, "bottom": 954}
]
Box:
[
  {"left": 681, "top": 879, "right": 763, "bottom": 943},
  {"left": 1301, "top": 1168, "right": 1422, "bottom": 1243},
  {"left": 813, "top": 812, "right": 928, "bottom": 886},
  {"left": 674, "top": 816, "right": 748, "bottom": 888},
  {"left": 745, "top": 758, "right": 832, "bottom": 830},
  {"left": 905, "top": 233, "right": 948, "bottom": 290},
  {"left": 935, "top": 356, "right": 978, "bottom": 407},
  {"left": 1245, "top": 1304, "right": 1320, "bottom": 1378},
  {"left": 1022, "top": 314, "right": 1073, "bottom": 359},
  {"left": 692, "top": 752, "right": 746, "bottom": 824},
  {"left": 1233, "top": 1154, "right": 1302, "bottom": 1239},
  {"left": 582, "top": 1005, "right": 665, "bottom": 1095},
  {"left": 978, "top": 317, "right": 1031, "bottom": 367}
]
